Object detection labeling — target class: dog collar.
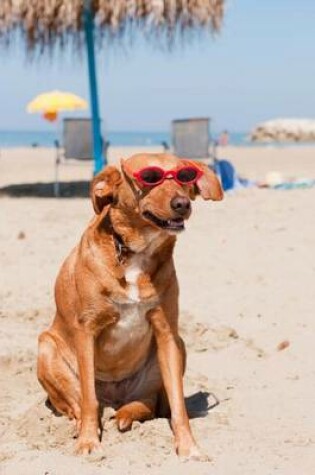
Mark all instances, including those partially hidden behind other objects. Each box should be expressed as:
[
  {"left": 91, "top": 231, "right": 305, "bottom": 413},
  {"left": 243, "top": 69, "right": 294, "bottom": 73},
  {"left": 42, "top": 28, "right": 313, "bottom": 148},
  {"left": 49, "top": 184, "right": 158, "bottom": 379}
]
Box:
[
  {"left": 112, "top": 230, "right": 130, "bottom": 263},
  {"left": 104, "top": 210, "right": 132, "bottom": 264}
]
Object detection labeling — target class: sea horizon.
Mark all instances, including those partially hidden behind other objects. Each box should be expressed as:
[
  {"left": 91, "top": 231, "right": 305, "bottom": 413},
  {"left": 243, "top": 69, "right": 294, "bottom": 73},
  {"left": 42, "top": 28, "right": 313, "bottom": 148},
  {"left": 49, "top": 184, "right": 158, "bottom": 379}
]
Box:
[{"left": 0, "top": 129, "right": 314, "bottom": 149}]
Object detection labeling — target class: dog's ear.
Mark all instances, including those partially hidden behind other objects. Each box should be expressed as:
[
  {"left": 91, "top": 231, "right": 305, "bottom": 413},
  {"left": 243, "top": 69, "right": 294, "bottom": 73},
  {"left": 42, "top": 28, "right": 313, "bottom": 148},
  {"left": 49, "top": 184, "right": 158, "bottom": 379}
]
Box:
[
  {"left": 90, "top": 166, "right": 122, "bottom": 214},
  {"left": 182, "top": 160, "right": 223, "bottom": 201}
]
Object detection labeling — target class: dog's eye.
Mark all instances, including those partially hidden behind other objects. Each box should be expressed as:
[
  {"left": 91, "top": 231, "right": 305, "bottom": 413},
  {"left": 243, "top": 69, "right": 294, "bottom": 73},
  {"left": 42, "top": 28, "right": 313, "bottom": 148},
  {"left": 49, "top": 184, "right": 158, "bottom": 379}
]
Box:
[
  {"left": 139, "top": 168, "right": 164, "bottom": 184},
  {"left": 177, "top": 167, "right": 198, "bottom": 183}
]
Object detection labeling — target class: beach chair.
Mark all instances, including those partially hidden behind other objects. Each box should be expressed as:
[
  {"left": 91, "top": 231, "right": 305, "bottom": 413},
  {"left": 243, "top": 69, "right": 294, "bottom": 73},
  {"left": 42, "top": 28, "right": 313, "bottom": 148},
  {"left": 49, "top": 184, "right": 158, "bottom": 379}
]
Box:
[
  {"left": 63, "top": 118, "right": 94, "bottom": 161},
  {"left": 54, "top": 118, "right": 108, "bottom": 196},
  {"left": 172, "top": 118, "right": 211, "bottom": 159}
]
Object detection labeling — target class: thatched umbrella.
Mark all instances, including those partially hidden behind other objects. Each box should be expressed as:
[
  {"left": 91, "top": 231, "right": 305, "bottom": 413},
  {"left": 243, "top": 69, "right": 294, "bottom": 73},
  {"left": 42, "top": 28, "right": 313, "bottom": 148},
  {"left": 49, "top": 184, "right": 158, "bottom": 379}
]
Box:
[
  {"left": 251, "top": 118, "right": 315, "bottom": 143},
  {"left": 0, "top": 0, "right": 225, "bottom": 172}
]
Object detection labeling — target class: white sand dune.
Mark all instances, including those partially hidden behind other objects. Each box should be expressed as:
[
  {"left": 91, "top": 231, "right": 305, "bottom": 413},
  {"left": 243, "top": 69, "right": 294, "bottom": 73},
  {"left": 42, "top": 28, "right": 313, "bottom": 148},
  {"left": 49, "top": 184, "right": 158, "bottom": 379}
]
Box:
[{"left": 0, "top": 146, "right": 314, "bottom": 474}]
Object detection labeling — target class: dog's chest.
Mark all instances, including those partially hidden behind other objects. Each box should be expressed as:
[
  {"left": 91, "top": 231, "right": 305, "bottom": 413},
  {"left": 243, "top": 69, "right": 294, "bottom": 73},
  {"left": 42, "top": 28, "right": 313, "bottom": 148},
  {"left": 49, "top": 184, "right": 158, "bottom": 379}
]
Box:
[
  {"left": 109, "top": 302, "right": 151, "bottom": 350},
  {"left": 107, "top": 256, "right": 154, "bottom": 350}
]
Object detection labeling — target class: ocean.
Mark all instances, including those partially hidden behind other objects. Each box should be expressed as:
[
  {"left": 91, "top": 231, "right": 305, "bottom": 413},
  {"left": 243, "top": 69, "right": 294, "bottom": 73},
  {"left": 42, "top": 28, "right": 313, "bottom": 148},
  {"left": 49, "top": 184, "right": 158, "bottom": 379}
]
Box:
[{"left": 0, "top": 130, "right": 248, "bottom": 148}]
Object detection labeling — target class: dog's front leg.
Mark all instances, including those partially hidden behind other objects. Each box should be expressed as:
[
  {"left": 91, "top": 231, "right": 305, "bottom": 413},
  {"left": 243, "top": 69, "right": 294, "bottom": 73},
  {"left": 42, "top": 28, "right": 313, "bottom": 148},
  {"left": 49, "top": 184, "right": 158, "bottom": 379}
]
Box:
[
  {"left": 74, "top": 329, "right": 101, "bottom": 455},
  {"left": 148, "top": 307, "right": 206, "bottom": 461}
]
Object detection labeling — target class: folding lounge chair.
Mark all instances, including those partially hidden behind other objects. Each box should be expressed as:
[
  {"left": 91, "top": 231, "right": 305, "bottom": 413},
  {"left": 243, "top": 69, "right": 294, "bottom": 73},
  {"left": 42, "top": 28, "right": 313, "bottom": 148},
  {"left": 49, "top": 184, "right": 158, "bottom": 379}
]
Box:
[
  {"left": 54, "top": 118, "right": 108, "bottom": 197},
  {"left": 172, "top": 118, "right": 211, "bottom": 159}
]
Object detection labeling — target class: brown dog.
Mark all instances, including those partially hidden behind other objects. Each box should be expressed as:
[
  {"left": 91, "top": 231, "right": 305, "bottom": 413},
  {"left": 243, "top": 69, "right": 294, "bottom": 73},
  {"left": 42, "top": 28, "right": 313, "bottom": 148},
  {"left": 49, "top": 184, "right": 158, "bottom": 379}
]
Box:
[{"left": 37, "top": 153, "right": 223, "bottom": 459}]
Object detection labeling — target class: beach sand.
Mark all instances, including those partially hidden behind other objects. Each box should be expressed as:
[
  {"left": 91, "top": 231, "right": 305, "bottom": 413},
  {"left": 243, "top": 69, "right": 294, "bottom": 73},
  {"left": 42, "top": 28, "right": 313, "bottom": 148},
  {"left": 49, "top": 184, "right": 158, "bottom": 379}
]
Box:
[{"left": 0, "top": 145, "right": 314, "bottom": 474}]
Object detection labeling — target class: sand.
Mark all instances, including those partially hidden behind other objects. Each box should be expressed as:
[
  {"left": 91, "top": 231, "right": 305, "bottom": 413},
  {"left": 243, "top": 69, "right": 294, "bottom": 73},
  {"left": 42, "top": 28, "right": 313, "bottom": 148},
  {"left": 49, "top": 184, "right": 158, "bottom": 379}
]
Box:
[{"left": 0, "top": 145, "right": 314, "bottom": 474}]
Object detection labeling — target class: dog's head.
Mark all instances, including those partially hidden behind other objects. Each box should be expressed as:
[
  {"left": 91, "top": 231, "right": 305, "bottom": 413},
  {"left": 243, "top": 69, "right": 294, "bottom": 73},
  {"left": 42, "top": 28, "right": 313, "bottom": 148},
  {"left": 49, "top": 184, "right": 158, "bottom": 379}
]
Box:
[{"left": 91, "top": 153, "right": 223, "bottom": 234}]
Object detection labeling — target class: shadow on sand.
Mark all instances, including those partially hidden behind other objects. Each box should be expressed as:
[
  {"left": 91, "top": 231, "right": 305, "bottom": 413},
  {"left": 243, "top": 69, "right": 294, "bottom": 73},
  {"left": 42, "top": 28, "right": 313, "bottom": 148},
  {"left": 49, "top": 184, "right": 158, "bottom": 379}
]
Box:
[
  {"left": 0, "top": 181, "right": 91, "bottom": 198},
  {"left": 185, "top": 391, "right": 220, "bottom": 419}
]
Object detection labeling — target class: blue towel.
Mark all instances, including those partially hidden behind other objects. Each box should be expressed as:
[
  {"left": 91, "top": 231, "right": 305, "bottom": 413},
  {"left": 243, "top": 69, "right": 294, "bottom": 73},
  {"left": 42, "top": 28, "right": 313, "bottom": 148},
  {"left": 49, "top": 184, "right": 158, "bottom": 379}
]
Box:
[{"left": 213, "top": 159, "right": 253, "bottom": 191}]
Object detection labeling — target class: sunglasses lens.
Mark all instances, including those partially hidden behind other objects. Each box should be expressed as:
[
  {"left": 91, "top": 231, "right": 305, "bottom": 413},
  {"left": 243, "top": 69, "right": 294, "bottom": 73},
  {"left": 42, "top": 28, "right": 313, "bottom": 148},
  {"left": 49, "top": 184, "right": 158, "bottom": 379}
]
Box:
[
  {"left": 139, "top": 168, "right": 164, "bottom": 185},
  {"left": 177, "top": 167, "right": 198, "bottom": 183}
]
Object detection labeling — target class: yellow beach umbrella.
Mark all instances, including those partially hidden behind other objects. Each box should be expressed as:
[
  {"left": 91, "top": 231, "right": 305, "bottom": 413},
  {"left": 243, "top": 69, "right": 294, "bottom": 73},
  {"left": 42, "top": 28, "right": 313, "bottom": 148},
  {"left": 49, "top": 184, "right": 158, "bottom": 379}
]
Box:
[
  {"left": 26, "top": 90, "right": 88, "bottom": 196},
  {"left": 27, "top": 90, "right": 88, "bottom": 122}
]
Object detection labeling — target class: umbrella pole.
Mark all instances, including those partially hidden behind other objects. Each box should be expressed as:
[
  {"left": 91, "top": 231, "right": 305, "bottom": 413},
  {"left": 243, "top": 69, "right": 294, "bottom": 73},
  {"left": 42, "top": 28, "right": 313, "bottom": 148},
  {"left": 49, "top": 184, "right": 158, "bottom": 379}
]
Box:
[
  {"left": 84, "top": 1, "right": 105, "bottom": 174},
  {"left": 54, "top": 146, "right": 60, "bottom": 197}
]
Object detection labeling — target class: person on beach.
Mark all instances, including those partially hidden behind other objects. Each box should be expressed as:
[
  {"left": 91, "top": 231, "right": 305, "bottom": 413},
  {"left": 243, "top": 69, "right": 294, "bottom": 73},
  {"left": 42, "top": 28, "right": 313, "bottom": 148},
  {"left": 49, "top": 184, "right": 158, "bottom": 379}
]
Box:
[{"left": 218, "top": 130, "right": 230, "bottom": 146}]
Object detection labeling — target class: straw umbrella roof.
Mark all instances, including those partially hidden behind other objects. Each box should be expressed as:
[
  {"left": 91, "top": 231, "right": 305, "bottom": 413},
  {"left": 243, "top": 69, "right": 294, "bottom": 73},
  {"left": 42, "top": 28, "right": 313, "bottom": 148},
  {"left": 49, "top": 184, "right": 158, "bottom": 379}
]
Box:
[
  {"left": 250, "top": 118, "right": 315, "bottom": 143},
  {"left": 0, "top": 1, "right": 224, "bottom": 50}
]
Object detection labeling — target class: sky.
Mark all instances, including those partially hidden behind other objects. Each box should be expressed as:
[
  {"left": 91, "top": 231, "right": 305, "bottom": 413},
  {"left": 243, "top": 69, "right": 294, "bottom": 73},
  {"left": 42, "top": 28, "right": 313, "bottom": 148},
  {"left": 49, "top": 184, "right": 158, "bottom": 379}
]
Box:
[{"left": 1, "top": 0, "right": 315, "bottom": 133}]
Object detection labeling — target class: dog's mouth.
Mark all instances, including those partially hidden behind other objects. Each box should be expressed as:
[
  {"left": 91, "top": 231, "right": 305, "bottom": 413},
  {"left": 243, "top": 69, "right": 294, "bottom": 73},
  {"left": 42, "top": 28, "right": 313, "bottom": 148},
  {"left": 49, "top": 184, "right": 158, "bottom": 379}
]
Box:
[{"left": 142, "top": 211, "right": 185, "bottom": 232}]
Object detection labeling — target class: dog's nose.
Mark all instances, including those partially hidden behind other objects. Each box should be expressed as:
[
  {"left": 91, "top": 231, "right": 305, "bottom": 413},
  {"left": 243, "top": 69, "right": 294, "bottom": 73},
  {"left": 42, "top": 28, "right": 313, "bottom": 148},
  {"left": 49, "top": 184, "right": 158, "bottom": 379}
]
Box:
[{"left": 170, "top": 196, "right": 191, "bottom": 216}]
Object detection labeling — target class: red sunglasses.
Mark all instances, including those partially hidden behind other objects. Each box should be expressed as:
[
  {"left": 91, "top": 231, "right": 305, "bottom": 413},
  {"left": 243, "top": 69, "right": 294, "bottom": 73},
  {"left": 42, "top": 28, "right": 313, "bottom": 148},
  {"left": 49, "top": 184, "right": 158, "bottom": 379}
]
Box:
[{"left": 124, "top": 164, "right": 203, "bottom": 187}]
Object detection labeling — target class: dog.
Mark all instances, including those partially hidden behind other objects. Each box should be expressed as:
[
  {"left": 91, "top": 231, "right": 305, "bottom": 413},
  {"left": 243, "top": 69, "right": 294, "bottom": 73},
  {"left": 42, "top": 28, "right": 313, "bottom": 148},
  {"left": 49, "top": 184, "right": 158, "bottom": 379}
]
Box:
[{"left": 37, "top": 153, "right": 223, "bottom": 459}]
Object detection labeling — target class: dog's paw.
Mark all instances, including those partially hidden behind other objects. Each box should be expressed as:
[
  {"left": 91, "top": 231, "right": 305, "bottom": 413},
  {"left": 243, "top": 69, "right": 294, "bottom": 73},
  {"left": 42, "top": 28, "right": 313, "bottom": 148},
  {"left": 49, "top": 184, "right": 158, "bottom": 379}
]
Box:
[
  {"left": 177, "top": 444, "right": 211, "bottom": 463},
  {"left": 115, "top": 406, "right": 137, "bottom": 432},
  {"left": 116, "top": 413, "right": 133, "bottom": 432},
  {"left": 75, "top": 436, "right": 102, "bottom": 455}
]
